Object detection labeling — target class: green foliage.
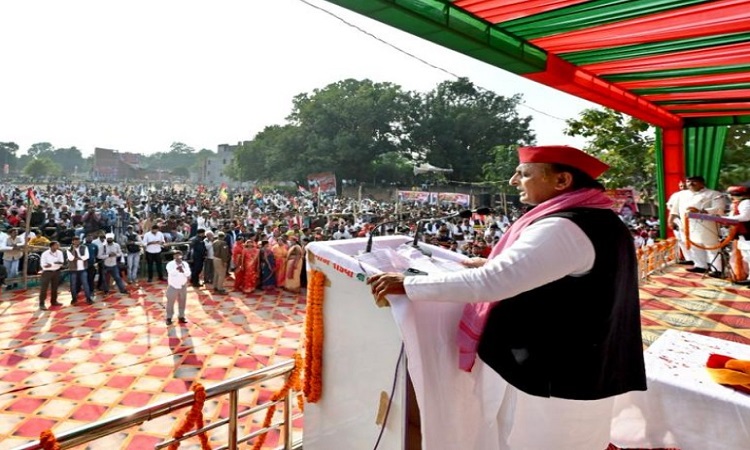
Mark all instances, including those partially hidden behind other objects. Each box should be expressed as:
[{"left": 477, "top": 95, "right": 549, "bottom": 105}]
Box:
[
  {"left": 27, "top": 142, "right": 54, "bottom": 158},
  {"left": 288, "top": 78, "right": 414, "bottom": 182},
  {"left": 0, "top": 142, "right": 19, "bottom": 170},
  {"left": 230, "top": 78, "right": 533, "bottom": 186},
  {"left": 23, "top": 156, "right": 61, "bottom": 178},
  {"left": 142, "top": 141, "right": 200, "bottom": 176},
  {"left": 564, "top": 108, "right": 656, "bottom": 200},
  {"left": 371, "top": 152, "right": 413, "bottom": 183},
  {"left": 49, "top": 146, "right": 86, "bottom": 174},
  {"left": 170, "top": 142, "right": 195, "bottom": 154},
  {"left": 482, "top": 145, "right": 520, "bottom": 192},
  {"left": 406, "top": 78, "right": 535, "bottom": 182},
  {"left": 172, "top": 166, "right": 190, "bottom": 178},
  {"left": 718, "top": 125, "right": 750, "bottom": 188}
]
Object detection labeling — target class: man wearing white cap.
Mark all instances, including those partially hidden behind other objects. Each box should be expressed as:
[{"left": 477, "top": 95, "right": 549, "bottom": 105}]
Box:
[
  {"left": 99, "top": 233, "right": 128, "bottom": 295},
  {"left": 368, "top": 146, "right": 646, "bottom": 449}
]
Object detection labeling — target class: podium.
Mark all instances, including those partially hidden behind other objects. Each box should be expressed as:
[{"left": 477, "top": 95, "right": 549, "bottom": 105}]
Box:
[{"left": 303, "top": 236, "right": 472, "bottom": 450}]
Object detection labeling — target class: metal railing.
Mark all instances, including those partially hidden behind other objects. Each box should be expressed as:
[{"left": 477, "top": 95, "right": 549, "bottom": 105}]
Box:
[{"left": 14, "top": 360, "right": 302, "bottom": 450}]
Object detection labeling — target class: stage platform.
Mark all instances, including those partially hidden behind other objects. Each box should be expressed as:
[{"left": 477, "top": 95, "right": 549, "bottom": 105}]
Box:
[{"left": 1, "top": 264, "right": 750, "bottom": 449}]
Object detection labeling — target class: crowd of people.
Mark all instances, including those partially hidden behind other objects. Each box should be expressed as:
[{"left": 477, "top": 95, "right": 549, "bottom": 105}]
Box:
[{"left": 0, "top": 179, "right": 678, "bottom": 304}]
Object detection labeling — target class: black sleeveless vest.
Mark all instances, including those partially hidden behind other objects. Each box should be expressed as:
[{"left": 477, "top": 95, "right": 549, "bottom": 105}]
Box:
[{"left": 477, "top": 208, "right": 647, "bottom": 400}]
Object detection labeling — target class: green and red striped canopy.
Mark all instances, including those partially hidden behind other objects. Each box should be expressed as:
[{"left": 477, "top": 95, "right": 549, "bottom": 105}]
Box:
[{"left": 325, "top": 0, "right": 750, "bottom": 128}]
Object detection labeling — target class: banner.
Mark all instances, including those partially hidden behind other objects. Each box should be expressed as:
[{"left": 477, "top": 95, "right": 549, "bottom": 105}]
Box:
[
  {"left": 398, "top": 191, "right": 431, "bottom": 203},
  {"left": 606, "top": 188, "right": 639, "bottom": 215},
  {"left": 437, "top": 192, "right": 470, "bottom": 207},
  {"left": 308, "top": 172, "right": 337, "bottom": 195}
]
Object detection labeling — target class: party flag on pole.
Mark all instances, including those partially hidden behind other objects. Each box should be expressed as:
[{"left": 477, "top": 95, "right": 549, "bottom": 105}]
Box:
[
  {"left": 219, "top": 183, "right": 228, "bottom": 203},
  {"left": 27, "top": 188, "right": 40, "bottom": 207}
]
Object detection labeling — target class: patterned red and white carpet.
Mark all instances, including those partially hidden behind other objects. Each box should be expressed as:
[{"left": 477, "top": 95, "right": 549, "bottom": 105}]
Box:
[{"left": 1, "top": 265, "right": 749, "bottom": 449}]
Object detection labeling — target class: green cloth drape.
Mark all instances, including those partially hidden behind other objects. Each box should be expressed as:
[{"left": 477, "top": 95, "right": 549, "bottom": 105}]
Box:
[{"left": 683, "top": 126, "right": 728, "bottom": 190}]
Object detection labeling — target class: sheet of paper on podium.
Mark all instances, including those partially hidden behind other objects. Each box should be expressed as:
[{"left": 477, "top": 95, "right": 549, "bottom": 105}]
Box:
[{"left": 355, "top": 243, "right": 467, "bottom": 274}]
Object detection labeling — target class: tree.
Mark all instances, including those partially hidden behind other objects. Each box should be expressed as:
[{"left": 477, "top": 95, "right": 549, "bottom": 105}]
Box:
[
  {"left": 564, "top": 108, "right": 655, "bottom": 200},
  {"left": 482, "top": 144, "right": 519, "bottom": 188},
  {"left": 170, "top": 142, "right": 195, "bottom": 154},
  {"left": 0, "top": 142, "right": 19, "bottom": 172},
  {"left": 287, "top": 78, "right": 415, "bottom": 183},
  {"left": 405, "top": 78, "right": 535, "bottom": 182},
  {"left": 172, "top": 166, "right": 190, "bottom": 178},
  {"left": 23, "top": 157, "right": 62, "bottom": 178},
  {"left": 371, "top": 152, "right": 414, "bottom": 184},
  {"left": 27, "top": 142, "right": 54, "bottom": 159},
  {"left": 719, "top": 125, "right": 750, "bottom": 188},
  {"left": 50, "top": 146, "right": 86, "bottom": 174},
  {"left": 142, "top": 143, "right": 200, "bottom": 176},
  {"left": 229, "top": 125, "right": 305, "bottom": 181}
]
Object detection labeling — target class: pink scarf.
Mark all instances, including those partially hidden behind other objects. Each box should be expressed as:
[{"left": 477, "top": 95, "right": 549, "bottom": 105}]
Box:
[{"left": 456, "top": 188, "right": 614, "bottom": 371}]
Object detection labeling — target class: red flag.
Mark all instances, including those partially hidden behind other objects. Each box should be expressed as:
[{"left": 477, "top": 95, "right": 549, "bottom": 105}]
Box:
[{"left": 27, "top": 188, "right": 40, "bottom": 207}]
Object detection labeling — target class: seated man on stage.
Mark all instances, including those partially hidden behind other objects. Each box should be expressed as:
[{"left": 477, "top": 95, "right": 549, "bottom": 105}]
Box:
[{"left": 726, "top": 185, "right": 750, "bottom": 285}]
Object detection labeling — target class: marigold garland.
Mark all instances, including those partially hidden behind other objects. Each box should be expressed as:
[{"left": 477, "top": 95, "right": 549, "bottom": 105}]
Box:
[
  {"left": 303, "top": 270, "right": 326, "bottom": 403},
  {"left": 169, "top": 383, "right": 211, "bottom": 450},
  {"left": 684, "top": 215, "right": 737, "bottom": 251},
  {"left": 250, "top": 353, "right": 304, "bottom": 450},
  {"left": 39, "top": 430, "right": 61, "bottom": 450}
]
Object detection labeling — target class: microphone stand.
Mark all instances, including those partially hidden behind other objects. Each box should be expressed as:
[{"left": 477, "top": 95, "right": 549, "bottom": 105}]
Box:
[{"left": 364, "top": 217, "right": 405, "bottom": 253}]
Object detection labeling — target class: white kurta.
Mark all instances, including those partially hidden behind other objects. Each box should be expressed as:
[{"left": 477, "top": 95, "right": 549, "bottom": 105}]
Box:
[
  {"left": 727, "top": 198, "right": 750, "bottom": 279},
  {"left": 393, "top": 217, "right": 618, "bottom": 450},
  {"left": 669, "top": 188, "right": 725, "bottom": 269}
]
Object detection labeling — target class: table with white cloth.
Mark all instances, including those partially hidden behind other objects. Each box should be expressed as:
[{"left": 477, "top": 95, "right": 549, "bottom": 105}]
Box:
[{"left": 610, "top": 329, "right": 750, "bottom": 450}]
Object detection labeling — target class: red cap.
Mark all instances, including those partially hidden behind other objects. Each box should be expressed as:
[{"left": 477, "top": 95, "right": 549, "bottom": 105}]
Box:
[{"left": 518, "top": 145, "right": 609, "bottom": 179}]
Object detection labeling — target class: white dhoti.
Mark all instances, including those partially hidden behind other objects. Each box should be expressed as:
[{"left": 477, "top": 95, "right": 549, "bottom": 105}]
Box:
[{"left": 686, "top": 218, "right": 722, "bottom": 271}]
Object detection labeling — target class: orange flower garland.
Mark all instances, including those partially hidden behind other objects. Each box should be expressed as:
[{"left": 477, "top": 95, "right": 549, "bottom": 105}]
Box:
[
  {"left": 303, "top": 270, "right": 325, "bottom": 403},
  {"left": 40, "top": 430, "right": 61, "bottom": 450},
  {"left": 169, "top": 383, "right": 211, "bottom": 450},
  {"left": 684, "top": 215, "right": 737, "bottom": 251},
  {"left": 250, "top": 353, "right": 304, "bottom": 450}
]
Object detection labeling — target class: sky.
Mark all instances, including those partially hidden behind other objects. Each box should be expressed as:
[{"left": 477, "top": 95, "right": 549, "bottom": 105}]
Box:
[{"left": 0, "top": 0, "right": 597, "bottom": 157}]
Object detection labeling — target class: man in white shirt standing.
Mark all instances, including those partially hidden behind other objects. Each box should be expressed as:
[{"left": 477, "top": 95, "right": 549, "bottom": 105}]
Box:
[
  {"left": 165, "top": 250, "right": 191, "bottom": 326},
  {"left": 142, "top": 224, "right": 166, "bottom": 282},
  {"left": 670, "top": 175, "right": 726, "bottom": 276},
  {"left": 99, "top": 233, "right": 128, "bottom": 295},
  {"left": 39, "top": 241, "right": 65, "bottom": 310},
  {"left": 666, "top": 180, "right": 691, "bottom": 263},
  {"left": 66, "top": 236, "right": 94, "bottom": 305}
]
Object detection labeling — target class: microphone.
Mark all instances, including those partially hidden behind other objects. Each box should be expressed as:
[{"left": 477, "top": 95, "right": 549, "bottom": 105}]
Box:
[
  {"left": 364, "top": 216, "right": 404, "bottom": 253},
  {"left": 411, "top": 207, "right": 492, "bottom": 256}
]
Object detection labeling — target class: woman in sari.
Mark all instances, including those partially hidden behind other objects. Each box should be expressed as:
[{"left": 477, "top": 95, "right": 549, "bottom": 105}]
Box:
[
  {"left": 231, "top": 235, "right": 246, "bottom": 291},
  {"left": 272, "top": 234, "right": 289, "bottom": 288},
  {"left": 259, "top": 240, "right": 277, "bottom": 293},
  {"left": 242, "top": 236, "right": 260, "bottom": 293},
  {"left": 284, "top": 235, "right": 304, "bottom": 293}
]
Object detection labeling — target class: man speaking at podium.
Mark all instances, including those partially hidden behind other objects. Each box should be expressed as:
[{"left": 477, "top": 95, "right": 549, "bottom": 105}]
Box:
[{"left": 369, "top": 145, "right": 646, "bottom": 449}]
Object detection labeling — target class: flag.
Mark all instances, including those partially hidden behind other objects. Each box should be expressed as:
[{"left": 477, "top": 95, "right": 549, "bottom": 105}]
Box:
[
  {"left": 297, "top": 184, "right": 312, "bottom": 197},
  {"left": 219, "top": 183, "right": 228, "bottom": 203},
  {"left": 27, "top": 188, "right": 40, "bottom": 207}
]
